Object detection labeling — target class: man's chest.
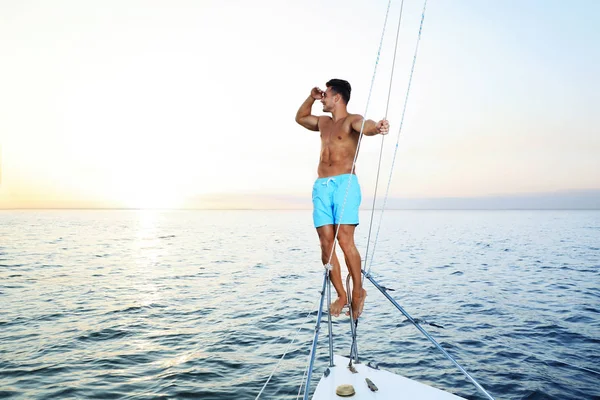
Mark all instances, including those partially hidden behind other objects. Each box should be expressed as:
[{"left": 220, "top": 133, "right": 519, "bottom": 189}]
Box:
[{"left": 319, "top": 123, "right": 354, "bottom": 144}]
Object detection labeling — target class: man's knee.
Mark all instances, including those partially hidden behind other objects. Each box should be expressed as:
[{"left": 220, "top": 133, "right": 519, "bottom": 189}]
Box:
[
  {"left": 320, "top": 237, "right": 335, "bottom": 253},
  {"left": 337, "top": 229, "right": 356, "bottom": 251},
  {"left": 317, "top": 226, "right": 335, "bottom": 250}
]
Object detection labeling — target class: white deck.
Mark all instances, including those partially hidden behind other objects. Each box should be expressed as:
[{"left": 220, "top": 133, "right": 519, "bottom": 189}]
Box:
[{"left": 312, "top": 355, "right": 466, "bottom": 400}]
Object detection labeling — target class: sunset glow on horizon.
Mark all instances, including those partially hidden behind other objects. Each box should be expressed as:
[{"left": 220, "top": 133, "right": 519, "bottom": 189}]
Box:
[{"left": 1, "top": 1, "right": 598, "bottom": 209}]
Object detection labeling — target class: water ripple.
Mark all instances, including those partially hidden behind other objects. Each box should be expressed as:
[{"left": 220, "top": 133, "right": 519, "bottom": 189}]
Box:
[{"left": 0, "top": 210, "right": 599, "bottom": 399}]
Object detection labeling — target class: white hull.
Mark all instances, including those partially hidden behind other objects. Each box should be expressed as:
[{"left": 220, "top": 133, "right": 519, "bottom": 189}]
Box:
[{"left": 312, "top": 355, "right": 466, "bottom": 399}]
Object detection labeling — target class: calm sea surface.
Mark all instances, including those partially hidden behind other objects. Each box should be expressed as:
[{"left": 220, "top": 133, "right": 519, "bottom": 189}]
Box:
[{"left": 0, "top": 210, "right": 599, "bottom": 399}]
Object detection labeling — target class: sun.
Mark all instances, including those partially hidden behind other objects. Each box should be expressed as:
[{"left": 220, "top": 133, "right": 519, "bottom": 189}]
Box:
[
  {"left": 113, "top": 172, "right": 187, "bottom": 209},
  {"left": 122, "top": 187, "right": 182, "bottom": 209}
]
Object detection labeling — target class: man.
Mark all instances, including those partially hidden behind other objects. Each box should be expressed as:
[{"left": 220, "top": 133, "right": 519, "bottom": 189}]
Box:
[{"left": 295, "top": 79, "right": 389, "bottom": 320}]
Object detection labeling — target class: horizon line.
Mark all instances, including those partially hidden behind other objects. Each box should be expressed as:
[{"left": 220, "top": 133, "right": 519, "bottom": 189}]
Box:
[{"left": 1, "top": 207, "right": 599, "bottom": 211}]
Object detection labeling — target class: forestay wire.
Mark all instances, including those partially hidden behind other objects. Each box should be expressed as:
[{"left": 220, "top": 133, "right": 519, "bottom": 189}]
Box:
[
  {"left": 324, "top": 0, "right": 393, "bottom": 269},
  {"left": 362, "top": 0, "right": 406, "bottom": 280},
  {"left": 365, "top": 0, "right": 428, "bottom": 277}
]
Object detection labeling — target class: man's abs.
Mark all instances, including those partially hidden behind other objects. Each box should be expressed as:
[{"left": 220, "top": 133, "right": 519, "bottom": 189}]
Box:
[
  {"left": 317, "top": 144, "right": 356, "bottom": 177},
  {"left": 317, "top": 116, "right": 359, "bottom": 178}
]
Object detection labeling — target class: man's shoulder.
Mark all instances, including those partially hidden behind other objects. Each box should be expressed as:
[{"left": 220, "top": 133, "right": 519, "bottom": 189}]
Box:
[
  {"left": 346, "top": 114, "right": 364, "bottom": 129},
  {"left": 348, "top": 113, "right": 364, "bottom": 122},
  {"left": 317, "top": 115, "right": 333, "bottom": 125}
]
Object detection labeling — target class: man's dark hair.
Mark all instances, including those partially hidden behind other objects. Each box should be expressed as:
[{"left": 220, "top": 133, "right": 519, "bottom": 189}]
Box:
[{"left": 326, "top": 79, "right": 351, "bottom": 104}]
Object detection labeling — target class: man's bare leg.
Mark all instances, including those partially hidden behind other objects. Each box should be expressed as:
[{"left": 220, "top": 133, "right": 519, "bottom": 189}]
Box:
[
  {"left": 317, "top": 225, "right": 347, "bottom": 316},
  {"left": 337, "top": 224, "right": 367, "bottom": 320}
]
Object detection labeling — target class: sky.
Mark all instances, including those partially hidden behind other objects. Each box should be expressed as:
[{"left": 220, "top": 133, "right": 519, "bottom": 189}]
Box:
[{"left": 0, "top": 0, "right": 598, "bottom": 209}]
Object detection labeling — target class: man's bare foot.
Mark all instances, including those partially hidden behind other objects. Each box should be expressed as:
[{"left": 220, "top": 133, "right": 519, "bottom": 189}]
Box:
[
  {"left": 330, "top": 296, "right": 347, "bottom": 317},
  {"left": 347, "top": 289, "right": 367, "bottom": 320}
]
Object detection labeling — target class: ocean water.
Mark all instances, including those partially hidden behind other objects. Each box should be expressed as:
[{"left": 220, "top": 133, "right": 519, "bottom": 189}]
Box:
[{"left": 0, "top": 209, "right": 599, "bottom": 400}]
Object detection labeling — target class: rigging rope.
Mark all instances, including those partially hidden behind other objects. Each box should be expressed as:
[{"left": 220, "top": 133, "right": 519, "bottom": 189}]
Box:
[
  {"left": 254, "top": 295, "right": 321, "bottom": 399},
  {"left": 296, "top": 346, "right": 311, "bottom": 399},
  {"left": 363, "top": 0, "right": 406, "bottom": 279},
  {"left": 324, "top": 0, "right": 393, "bottom": 269},
  {"left": 366, "top": 0, "right": 428, "bottom": 277}
]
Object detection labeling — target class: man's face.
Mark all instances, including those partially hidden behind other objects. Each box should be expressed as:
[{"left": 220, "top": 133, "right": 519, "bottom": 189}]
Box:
[{"left": 321, "top": 87, "right": 337, "bottom": 112}]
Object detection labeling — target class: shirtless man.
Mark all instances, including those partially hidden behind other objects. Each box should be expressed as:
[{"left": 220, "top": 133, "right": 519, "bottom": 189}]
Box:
[{"left": 295, "top": 79, "right": 389, "bottom": 320}]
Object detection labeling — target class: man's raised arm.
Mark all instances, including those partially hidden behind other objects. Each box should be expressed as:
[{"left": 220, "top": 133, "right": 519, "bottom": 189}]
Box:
[
  {"left": 351, "top": 115, "right": 389, "bottom": 136},
  {"left": 295, "top": 87, "right": 322, "bottom": 131}
]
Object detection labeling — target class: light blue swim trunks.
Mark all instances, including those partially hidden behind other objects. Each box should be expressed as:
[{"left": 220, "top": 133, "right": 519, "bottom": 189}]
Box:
[{"left": 312, "top": 174, "right": 361, "bottom": 228}]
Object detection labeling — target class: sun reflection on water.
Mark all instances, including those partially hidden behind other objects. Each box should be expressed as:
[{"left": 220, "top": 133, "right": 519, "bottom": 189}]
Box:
[{"left": 131, "top": 210, "right": 167, "bottom": 308}]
